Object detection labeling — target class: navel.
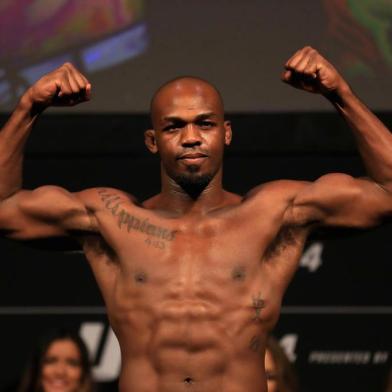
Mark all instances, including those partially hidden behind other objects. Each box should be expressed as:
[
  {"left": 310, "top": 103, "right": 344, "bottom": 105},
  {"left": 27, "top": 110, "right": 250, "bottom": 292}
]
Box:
[{"left": 183, "top": 377, "right": 194, "bottom": 386}]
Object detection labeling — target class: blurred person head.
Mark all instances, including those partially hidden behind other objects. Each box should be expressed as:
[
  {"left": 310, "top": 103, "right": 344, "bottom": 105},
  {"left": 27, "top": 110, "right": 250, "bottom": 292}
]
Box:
[
  {"left": 265, "top": 335, "right": 299, "bottom": 392},
  {"left": 18, "top": 328, "right": 94, "bottom": 392}
]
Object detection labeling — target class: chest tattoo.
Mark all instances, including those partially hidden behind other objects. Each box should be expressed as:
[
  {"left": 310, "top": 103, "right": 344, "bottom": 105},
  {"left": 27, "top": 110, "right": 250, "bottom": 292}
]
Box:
[
  {"left": 98, "top": 189, "right": 177, "bottom": 242},
  {"left": 251, "top": 292, "right": 265, "bottom": 321}
]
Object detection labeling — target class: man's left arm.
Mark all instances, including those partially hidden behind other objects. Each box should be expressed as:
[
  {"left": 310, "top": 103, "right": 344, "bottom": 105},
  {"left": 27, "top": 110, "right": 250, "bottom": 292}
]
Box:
[{"left": 282, "top": 46, "right": 392, "bottom": 228}]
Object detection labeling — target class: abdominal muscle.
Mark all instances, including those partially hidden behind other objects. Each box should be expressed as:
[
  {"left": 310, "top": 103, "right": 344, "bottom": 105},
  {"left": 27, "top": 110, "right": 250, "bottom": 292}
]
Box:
[{"left": 110, "top": 295, "right": 269, "bottom": 392}]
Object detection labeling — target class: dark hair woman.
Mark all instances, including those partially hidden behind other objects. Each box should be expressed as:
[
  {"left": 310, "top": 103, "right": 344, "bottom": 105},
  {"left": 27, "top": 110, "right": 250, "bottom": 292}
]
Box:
[{"left": 18, "top": 328, "right": 94, "bottom": 392}]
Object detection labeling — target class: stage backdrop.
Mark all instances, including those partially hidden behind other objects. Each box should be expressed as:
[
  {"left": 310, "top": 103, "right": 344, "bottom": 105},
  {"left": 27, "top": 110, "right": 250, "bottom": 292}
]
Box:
[
  {"left": 0, "top": 112, "right": 391, "bottom": 392},
  {"left": 2, "top": 0, "right": 392, "bottom": 112}
]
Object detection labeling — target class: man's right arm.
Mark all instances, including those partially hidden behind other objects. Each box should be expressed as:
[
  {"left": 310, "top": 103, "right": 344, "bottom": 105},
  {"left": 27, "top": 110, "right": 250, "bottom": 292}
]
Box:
[{"left": 0, "top": 63, "right": 95, "bottom": 240}]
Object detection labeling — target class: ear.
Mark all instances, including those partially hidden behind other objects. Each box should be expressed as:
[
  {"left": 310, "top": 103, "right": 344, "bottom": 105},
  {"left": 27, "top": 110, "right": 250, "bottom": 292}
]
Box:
[
  {"left": 223, "top": 120, "right": 232, "bottom": 146},
  {"left": 144, "top": 129, "right": 158, "bottom": 154}
]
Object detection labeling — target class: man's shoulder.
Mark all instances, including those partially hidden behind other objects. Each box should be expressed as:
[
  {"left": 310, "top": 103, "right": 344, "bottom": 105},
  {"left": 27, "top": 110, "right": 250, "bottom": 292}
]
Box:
[{"left": 245, "top": 179, "right": 310, "bottom": 202}]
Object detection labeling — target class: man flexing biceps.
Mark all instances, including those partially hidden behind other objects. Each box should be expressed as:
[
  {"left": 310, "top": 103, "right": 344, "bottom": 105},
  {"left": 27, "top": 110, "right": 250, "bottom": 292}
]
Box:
[{"left": 1, "top": 47, "right": 392, "bottom": 392}]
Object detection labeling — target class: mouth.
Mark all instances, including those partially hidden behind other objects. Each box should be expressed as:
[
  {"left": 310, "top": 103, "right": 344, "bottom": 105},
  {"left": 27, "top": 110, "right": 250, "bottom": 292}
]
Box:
[
  {"left": 177, "top": 153, "right": 208, "bottom": 165},
  {"left": 44, "top": 379, "right": 70, "bottom": 391}
]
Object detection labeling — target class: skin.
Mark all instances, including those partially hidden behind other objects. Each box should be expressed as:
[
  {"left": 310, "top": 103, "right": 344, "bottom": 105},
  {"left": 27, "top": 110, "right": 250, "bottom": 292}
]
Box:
[
  {"left": 264, "top": 349, "right": 278, "bottom": 392},
  {"left": 40, "top": 339, "right": 83, "bottom": 392},
  {"left": 1, "top": 47, "right": 392, "bottom": 391}
]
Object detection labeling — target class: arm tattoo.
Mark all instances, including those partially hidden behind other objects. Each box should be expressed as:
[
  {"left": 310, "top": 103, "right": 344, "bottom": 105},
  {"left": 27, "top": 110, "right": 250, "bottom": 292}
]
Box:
[{"left": 97, "top": 189, "right": 177, "bottom": 242}]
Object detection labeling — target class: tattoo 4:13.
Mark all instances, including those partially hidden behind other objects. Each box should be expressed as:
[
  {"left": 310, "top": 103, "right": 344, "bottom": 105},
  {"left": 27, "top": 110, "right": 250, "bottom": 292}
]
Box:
[{"left": 145, "top": 237, "right": 165, "bottom": 249}]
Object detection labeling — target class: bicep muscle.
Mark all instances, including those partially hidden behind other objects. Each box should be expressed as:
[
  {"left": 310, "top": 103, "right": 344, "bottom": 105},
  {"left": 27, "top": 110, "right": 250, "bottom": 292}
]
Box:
[
  {"left": 288, "top": 174, "right": 392, "bottom": 228},
  {"left": 0, "top": 186, "right": 95, "bottom": 239}
]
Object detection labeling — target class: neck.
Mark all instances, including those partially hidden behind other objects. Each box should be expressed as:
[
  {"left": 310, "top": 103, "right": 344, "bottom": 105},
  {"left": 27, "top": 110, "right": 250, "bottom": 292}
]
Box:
[{"left": 157, "top": 169, "right": 227, "bottom": 215}]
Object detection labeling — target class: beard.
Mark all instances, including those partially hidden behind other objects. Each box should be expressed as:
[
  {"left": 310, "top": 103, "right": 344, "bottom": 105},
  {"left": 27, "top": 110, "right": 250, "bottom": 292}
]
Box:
[{"left": 172, "top": 165, "right": 214, "bottom": 199}]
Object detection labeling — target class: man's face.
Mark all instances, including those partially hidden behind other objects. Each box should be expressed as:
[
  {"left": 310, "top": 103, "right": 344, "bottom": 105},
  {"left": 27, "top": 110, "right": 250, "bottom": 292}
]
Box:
[{"left": 146, "top": 79, "right": 232, "bottom": 190}]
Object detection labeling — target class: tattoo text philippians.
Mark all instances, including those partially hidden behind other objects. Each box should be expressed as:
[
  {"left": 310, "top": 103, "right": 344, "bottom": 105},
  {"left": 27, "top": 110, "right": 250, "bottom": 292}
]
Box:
[{"left": 97, "top": 189, "right": 177, "bottom": 245}]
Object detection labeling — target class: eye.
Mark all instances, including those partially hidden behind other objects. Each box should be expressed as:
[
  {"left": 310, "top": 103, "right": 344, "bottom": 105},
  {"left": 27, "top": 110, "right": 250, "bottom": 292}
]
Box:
[
  {"left": 43, "top": 356, "right": 58, "bottom": 365},
  {"left": 163, "top": 121, "right": 185, "bottom": 132},
  {"left": 198, "top": 121, "right": 215, "bottom": 130},
  {"left": 162, "top": 124, "right": 177, "bottom": 132},
  {"left": 66, "top": 358, "right": 82, "bottom": 367}
]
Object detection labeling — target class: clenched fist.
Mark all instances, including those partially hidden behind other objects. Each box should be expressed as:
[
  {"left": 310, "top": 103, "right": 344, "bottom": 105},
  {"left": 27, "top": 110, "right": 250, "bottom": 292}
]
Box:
[
  {"left": 282, "top": 46, "right": 350, "bottom": 97},
  {"left": 23, "top": 63, "right": 91, "bottom": 111}
]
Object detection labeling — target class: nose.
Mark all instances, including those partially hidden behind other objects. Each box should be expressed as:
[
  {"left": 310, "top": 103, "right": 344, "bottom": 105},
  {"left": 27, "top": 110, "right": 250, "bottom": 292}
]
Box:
[
  {"left": 53, "top": 362, "right": 67, "bottom": 376},
  {"left": 181, "top": 124, "right": 202, "bottom": 147}
]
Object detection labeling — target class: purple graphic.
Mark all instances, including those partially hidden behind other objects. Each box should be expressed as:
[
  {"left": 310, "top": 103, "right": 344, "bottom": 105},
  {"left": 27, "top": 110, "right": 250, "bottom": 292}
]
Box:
[{"left": 0, "top": 0, "right": 147, "bottom": 108}]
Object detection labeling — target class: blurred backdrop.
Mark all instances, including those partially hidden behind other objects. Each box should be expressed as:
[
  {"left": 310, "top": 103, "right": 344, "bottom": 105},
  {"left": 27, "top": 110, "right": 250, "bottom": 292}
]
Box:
[{"left": 0, "top": 1, "right": 391, "bottom": 391}]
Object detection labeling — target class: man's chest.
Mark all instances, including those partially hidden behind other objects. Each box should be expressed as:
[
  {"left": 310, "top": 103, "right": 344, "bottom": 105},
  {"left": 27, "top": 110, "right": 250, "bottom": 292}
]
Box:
[
  {"left": 91, "top": 199, "right": 305, "bottom": 290},
  {"left": 95, "top": 210, "right": 287, "bottom": 297},
  {"left": 95, "top": 198, "right": 288, "bottom": 259}
]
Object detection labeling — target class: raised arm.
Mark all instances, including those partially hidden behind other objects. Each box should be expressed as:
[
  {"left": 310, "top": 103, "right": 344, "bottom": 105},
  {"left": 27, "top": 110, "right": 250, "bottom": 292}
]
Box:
[
  {"left": 0, "top": 64, "right": 96, "bottom": 240},
  {"left": 281, "top": 46, "right": 392, "bottom": 228}
]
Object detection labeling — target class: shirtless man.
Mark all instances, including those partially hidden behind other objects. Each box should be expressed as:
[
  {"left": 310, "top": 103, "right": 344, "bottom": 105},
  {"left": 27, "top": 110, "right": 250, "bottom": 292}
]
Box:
[{"left": 1, "top": 46, "right": 392, "bottom": 391}]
